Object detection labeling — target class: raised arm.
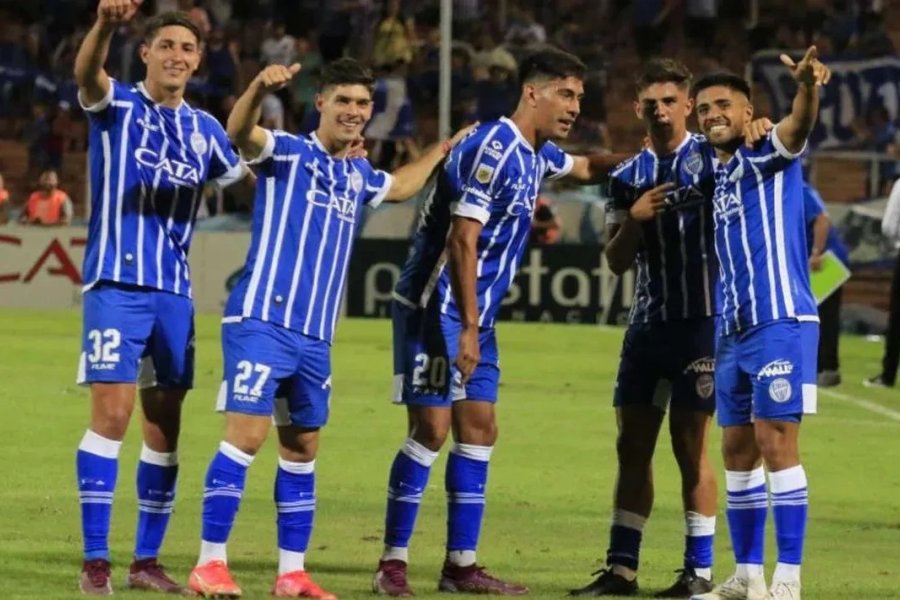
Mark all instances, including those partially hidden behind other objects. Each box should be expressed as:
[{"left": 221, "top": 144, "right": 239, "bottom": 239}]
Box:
[
  {"left": 775, "top": 46, "right": 831, "bottom": 154},
  {"left": 75, "top": 0, "right": 142, "bottom": 106},
  {"left": 446, "top": 216, "right": 483, "bottom": 383},
  {"left": 385, "top": 125, "right": 474, "bottom": 201},
  {"left": 227, "top": 63, "right": 301, "bottom": 160}
]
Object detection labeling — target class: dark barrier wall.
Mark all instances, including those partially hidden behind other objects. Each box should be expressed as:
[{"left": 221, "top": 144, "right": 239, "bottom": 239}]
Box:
[{"left": 345, "top": 240, "right": 636, "bottom": 324}]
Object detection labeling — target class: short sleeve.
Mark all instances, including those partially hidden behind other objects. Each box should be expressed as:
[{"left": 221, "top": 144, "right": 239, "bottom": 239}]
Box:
[
  {"left": 770, "top": 125, "right": 807, "bottom": 160},
  {"left": 244, "top": 130, "right": 307, "bottom": 180},
  {"left": 78, "top": 79, "right": 116, "bottom": 114},
  {"left": 541, "top": 141, "right": 574, "bottom": 180},
  {"left": 206, "top": 116, "right": 244, "bottom": 188},
  {"left": 355, "top": 160, "right": 393, "bottom": 209},
  {"left": 449, "top": 133, "right": 514, "bottom": 225},
  {"left": 605, "top": 175, "right": 635, "bottom": 226}
]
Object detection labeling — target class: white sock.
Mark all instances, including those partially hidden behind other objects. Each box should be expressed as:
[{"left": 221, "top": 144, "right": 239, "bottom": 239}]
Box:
[
  {"left": 278, "top": 549, "right": 305, "bottom": 575},
  {"left": 446, "top": 550, "right": 476, "bottom": 567},
  {"left": 198, "top": 541, "right": 227, "bottom": 565},
  {"left": 382, "top": 545, "right": 409, "bottom": 563},
  {"left": 773, "top": 562, "right": 801, "bottom": 583},
  {"left": 736, "top": 563, "right": 765, "bottom": 579}
]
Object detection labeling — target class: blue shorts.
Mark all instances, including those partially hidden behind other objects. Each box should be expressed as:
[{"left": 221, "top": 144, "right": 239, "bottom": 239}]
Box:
[
  {"left": 716, "top": 319, "right": 819, "bottom": 426},
  {"left": 78, "top": 282, "right": 195, "bottom": 388},
  {"left": 392, "top": 300, "right": 500, "bottom": 407},
  {"left": 216, "top": 318, "right": 332, "bottom": 428},
  {"left": 614, "top": 317, "right": 717, "bottom": 412}
]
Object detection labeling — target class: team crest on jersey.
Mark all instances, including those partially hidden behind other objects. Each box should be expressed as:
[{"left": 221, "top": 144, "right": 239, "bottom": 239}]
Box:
[
  {"left": 682, "top": 151, "right": 703, "bottom": 176},
  {"left": 190, "top": 132, "right": 208, "bottom": 156},
  {"left": 475, "top": 164, "right": 494, "bottom": 184},
  {"left": 695, "top": 374, "right": 714, "bottom": 399},
  {"left": 349, "top": 171, "right": 363, "bottom": 193}
]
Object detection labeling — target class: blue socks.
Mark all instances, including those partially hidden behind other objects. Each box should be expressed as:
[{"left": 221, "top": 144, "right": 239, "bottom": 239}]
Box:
[
  {"left": 726, "top": 467, "right": 767, "bottom": 576},
  {"left": 445, "top": 443, "right": 492, "bottom": 564},
  {"left": 275, "top": 458, "right": 316, "bottom": 574},
  {"left": 770, "top": 465, "right": 808, "bottom": 584},
  {"left": 382, "top": 438, "right": 439, "bottom": 562},
  {"left": 76, "top": 430, "right": 122, "bottom": 561},
  {"left": 198, "top": 441, "right": 254, "bottom": 564},
  {"left": 606, "top": 509, "right": 646, "bottom": 573},
  {"left": 134, "top": 444, "right": 178, "bottom": 560},
  {"left": 684, "top": 512, "right": 715, "bottom": 578}
]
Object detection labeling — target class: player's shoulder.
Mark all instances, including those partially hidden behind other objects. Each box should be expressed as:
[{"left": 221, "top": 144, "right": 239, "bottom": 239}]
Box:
[
  {"left": 610, "top": 150, "right": 646, "bottom": 182},
  {"left": 190, "top": 107, "right": 228, "bottom": 133}
]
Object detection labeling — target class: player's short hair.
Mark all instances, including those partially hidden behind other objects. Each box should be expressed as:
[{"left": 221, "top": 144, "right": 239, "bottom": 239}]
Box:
[
  {"left": 518, "top": 47, "right": 586, "bottom": 87},
  {"left": 691, "top": 72, "right": 752, "bottom": 101},
  {"left": 635, "top": 58, "right": 692, "bottom": 94},
  {"left": 143, "top": 12, "right": 204, "bottom": 46},
  {"left": 319, "top": 58, "right": 375, "bottom": 94}
]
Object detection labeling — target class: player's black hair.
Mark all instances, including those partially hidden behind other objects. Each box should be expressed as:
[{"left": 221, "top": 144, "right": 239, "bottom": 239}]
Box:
[
  {"left": 319, "top": 58, "right": 376, "bottom": 93},
  {"left": 691, "top": 71, "right": 752, "bottom": 101},
  {"left": 635, "top": 58, "right": 692, "bottom": 94},
  {"left": 143, "top": 11, "right": 203, "bottom": 46},
  {"left": 518, "top": 46, "right": 586, "bottom": 87}
]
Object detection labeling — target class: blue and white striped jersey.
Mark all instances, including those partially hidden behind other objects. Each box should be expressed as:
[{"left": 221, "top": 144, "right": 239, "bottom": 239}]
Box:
[
  {"left": 712, "top": 127, "right": 818, "bottom": 335},
  {"left": 224, "top": 130, "right": 392, "bottom": 344},
  {"left": 80, "top": 80, "right": 243, "bottom": 297},
  {"left": 393, "top": 117, "right": 573, "bottom": 328},
  {"left": 607, "top": 133, "right": 718, "bottom": 324}
]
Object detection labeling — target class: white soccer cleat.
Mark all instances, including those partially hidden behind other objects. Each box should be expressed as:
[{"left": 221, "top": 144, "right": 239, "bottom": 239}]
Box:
[
  {"left": 769, "top": 580, "right": 801, "bottom": 599},
  {"left": 689, "top": 573, "right": 769, "bottom": 600}
]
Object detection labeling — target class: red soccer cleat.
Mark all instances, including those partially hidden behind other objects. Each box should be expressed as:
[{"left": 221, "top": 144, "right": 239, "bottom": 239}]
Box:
[
  {"left": 373, "top": 560, "right": 414, "bottom": 597},
  {"left": 272, "top": 570, "right": 338, "bottom": 599},
  {"left": 188, "top": 560, "right": 242, "bottom": 598}
]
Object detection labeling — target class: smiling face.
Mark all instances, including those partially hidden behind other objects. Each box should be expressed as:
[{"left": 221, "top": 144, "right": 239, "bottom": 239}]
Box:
[
  {"left": 316, "top": 84, "right": 374, "bottom": 146},
  {"left": 695, "top": 85, "right": 753, "bottom": 147},
  {"left": 141, "top": 25, "right": 202, "bottom": 94},
  {"left": 635, "top": 81, "right": 692, "bottom": 141},
  {"left": 529, "top": 75, "right": 583, "bottom": 141}
]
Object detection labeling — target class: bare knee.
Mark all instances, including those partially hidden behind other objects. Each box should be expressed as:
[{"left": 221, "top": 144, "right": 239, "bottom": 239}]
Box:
[
  {"left": 616, "top": 430, "right": 655, "bottom": 471},
  {"left": 90, "top": 384, "right": 136, "bottom": 440},
  {"left": 754, "top": 420, "right": 800, "bottom": 470},
  {"left": 721, "top": 425, "right": 761, "bottom": 471},
  {"left": 277, "top": 426, "right": 320, "bottom": 463},
  {"left": 410, "top": 412, "right": 451, "bottom": 451},
  {"left": 453, "top": 401, "right": 498, "bottom": 447},
  {"left": 224, "top": 413, "right": 272, "bottom": 456}
]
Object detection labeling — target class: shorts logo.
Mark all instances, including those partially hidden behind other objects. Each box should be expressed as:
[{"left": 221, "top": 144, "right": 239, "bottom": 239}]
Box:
[
  {"left": 695, "top": 374, "right": 714, "bottom": 399},
  {"left": 684, "top": 356, "right": 715, "bottom": 374},
  {"left": 475, "top": 164, "right": 494, "bottom": 184},
  {"left": 757, "top": 359, "right": 793, "bottom": 379},
  {"left": 769, "top": 377, "right": 792, "bottom": 403},
  {"left": 190, "top": 132, "right": 208, "bottom": 156},
  {"left": 682, "top": 151, "right": 703, "bottom": 176},
  {"left": 322, "top": 375, "right": 332, "bottom": 390}
]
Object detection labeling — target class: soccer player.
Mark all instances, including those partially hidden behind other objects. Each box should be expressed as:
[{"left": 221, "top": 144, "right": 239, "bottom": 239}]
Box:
[
  {"left": 373, "top": 47, "right": 621, "bottom": 597},
  {"left": 689, "top": 47, "right": 831, "bottom": 600},
  {"left": 187, "top": 58, "right": 469, "bottom": 600},
  {"left": 73, "top": 1, "right": 245, "bottom": 594},
  {"left": 569, "top": 58, "right": 720, "bottom": 598}
]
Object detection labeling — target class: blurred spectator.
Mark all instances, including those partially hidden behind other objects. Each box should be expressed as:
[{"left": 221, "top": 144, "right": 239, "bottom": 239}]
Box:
[
  {"left": 474, "top": 51, "right": 517, "bottom": 123},
  {"left": 854, "top": 11, "right": 894, "bottom": 57},
  {"left": 20, "top": 169, "right": 73, "bottom": 226},
  {"left": 632, "top": 0, "right": 677, "bottom": 58},
  {"left": 865, "top": 177, "right": 900, "bottom": 388},
  {"left": 319, "top": 0, "right": 355, "bottom": 62},
  {"left": 504, "top": 7, "right": 547, "bottom": 50},
  {"left": 366, "top": 60, "right": 418, "bottom": 170},
  {"left": 289, "top": 35, "right": 323, "bottom": 126},
  {"left": 531, "top": 196, "right": 562, "bottom": 245},
  {"left": 373, "top": 0, "right": 414, "bottom": 67},
  {"left": 853, "top": 105, "right": 897, "bottom": 195},
  {"left": 0, "top": 173, "right": 10, "bottom": 226},
  {"left": 179, "top": 0, "right": 212, "bottom": 37},
  {"left": 261, "top": 22, "right": 297, "bottom": 129},
  {"left": 24, "top": 104, "right": 53, "bottom": 177},
  {"left": 803, "top": 182, "right": 849, "bottom": 387},
  {"left": 260, "top": 93, "right": 285, "bottom": 130},
  {"left": 684, "top": 0, "right": 719, "bottom": 50}
]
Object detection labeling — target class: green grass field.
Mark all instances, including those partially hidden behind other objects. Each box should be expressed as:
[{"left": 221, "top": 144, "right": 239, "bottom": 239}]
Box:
[{"left": 1, "top": 309, "right": 899, "bottom": 599}]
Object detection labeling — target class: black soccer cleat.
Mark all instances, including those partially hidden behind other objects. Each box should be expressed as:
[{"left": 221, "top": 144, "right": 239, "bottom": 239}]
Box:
[
  {"left": 569, "top": 568, "right": 638, "bottom": 597},
  {"left": 655, "top": 568, "right": 714, "bottom": 598}
]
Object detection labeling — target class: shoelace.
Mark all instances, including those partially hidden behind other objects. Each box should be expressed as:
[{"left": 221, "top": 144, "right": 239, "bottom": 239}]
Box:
[{"left": 383, "top": 565, "right": 408, "bottom": 588}]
